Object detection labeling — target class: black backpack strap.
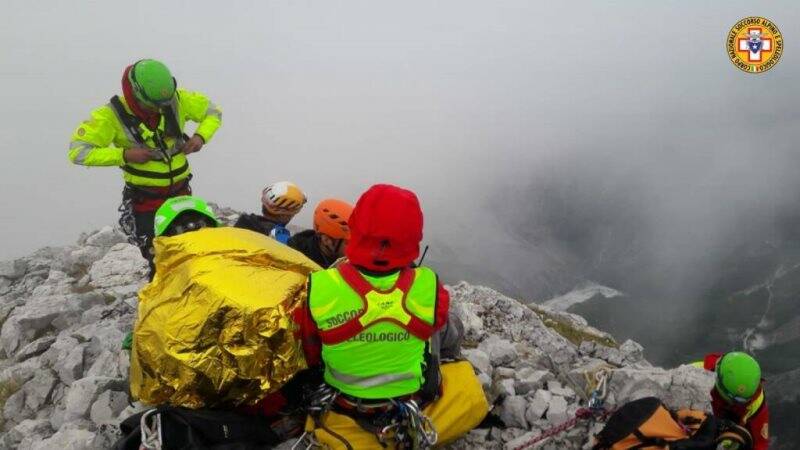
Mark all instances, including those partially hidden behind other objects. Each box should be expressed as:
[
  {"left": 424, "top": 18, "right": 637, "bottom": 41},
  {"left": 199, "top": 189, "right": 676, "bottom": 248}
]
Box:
[
  {"left": 110, "top": 96, "right": 147, "bottom": 145},
  {"left": 113, "top": 406, "right": 283, "bottom": 450},
  {"left": 630, "top": 429, "right": 667, "bottom": 449}
]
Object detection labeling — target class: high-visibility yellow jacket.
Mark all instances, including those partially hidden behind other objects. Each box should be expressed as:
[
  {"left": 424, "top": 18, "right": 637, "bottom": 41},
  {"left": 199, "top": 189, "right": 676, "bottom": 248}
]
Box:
[{"left": 68, "top": 89, "right": 221, "bottom": 187}]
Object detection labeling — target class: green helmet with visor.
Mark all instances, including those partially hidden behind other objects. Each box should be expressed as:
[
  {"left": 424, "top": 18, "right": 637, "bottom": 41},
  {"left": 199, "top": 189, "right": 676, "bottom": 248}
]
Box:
[
  {"left": 154, "top": 196, "right": 220, "bottom": 237},
  {"left": 129, "top": 59, "right": 176, "bottom": 108},
  {"left": 715, "top": 352, "right": 761, "bottom": 404}
]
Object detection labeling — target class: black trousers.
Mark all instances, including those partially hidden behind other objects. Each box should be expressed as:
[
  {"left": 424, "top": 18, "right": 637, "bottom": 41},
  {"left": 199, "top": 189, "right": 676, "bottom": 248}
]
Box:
[
  {"left": 118, "top": 181, "right": 192, "bottom": 279},
  {"left": 119, "top": 196, "right": 157, "bottom": 279}
]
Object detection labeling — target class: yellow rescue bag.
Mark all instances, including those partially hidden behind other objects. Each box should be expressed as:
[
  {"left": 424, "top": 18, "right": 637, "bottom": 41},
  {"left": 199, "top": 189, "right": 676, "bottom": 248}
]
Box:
[
  {"left": 130, "top": 227, "right": 321, "bottom": 408},
  {"left": 306, "top": 360, "right": 489, "bottom": 449}
]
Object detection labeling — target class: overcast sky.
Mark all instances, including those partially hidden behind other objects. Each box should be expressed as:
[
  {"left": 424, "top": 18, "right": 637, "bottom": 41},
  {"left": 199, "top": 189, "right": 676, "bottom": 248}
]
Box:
[{"left": 1, "top": 1, "right": 798, "bottom": 273}]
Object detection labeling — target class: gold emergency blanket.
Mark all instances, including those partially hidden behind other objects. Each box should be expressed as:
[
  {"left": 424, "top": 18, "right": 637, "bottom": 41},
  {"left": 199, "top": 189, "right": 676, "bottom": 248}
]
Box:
[
  {"left": 306, "top": 361, "right": 489, "bottom": 449},
  {"left": 130, "top": 227, "right": 322, "bottom": 408}
]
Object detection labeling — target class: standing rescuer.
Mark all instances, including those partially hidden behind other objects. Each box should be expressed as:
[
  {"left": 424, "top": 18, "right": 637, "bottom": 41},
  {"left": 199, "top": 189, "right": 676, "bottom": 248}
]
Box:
[
  {"left": 701, "top": 351, "right": 769, "bottom": 450},
  {"left": 68, "top": 59, "right": 222, "bottom": 268}
]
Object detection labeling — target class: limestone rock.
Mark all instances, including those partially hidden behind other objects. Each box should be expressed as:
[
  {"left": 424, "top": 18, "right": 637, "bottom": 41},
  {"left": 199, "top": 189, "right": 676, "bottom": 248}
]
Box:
[
  {"left": 90, "top": 390, "right": 129, "bottom": 427},
  {"left": 54, "top": 344, "right": 85, "bottom": 385},
  {"left": 29, "top": 423, "right": 99, "bottom": 450},
  {"left": 22, "top": 369, "right": 57, "bottom": 411},
  {"left": 463, "top": 348, "right": 492, "bottom": 376},
  {"left": 0, "top": 259, "right": 27, "bottom": 280},
  {"left": 480, "top": 336, "right": 518, "bottom": 366},
  {"left": 64, "top": 246, "right": 106, "bottom": 272},
  {"left": 88, "top": 244, "right": 148, "bottom": 289},
  {"left": 493, "top": 378, "right": 516, "bottom": 398},
  {"left": 84, "top": 226, "right": 127, "bottom": 248},
  {"left": 545, "top": 395, "right": 568, "bottom": 423},
  {"left": 0, "top": 293, "right": 106, "bottom": 356},
  {"left": 526, "top": 389, "right": 552, "bottom": 423},
  {"left": 547, "top": 381, "right": 576, "bottom": 400},
  {"left": 504, "top": 430, "right": 541, "bottom": 450},
  {"left": 86, "top": 350, "right": 122, "bottom": 378},
  {"left": 619, "top": 339, "right": 645, "bottom": 364},
  {"left": 0, "top": 278, "right": 11, "bottom": 296},
  {"left": 514, "top": 367, "right": 554, "bottom": 395},
  {"left": 14, "top": 335, "right": 56, "bottom": 362},
  {"left": 3, "top": 389, "right": 29, "bottom": 424},
  {"left": 499, "top": 395, "right": 528, "bottom": 429},
  {"left": 4, "top": 419, "right": 52, "bottom": 449},
  {"left": 63, "top": 377, "right": 126, "bottom": 423}
]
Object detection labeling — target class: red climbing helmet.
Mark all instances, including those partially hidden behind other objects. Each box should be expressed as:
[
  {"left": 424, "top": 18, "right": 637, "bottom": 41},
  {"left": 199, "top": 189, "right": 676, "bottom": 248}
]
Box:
[{"left": 346, "top": 184, "right": 423, "bottom": 271}]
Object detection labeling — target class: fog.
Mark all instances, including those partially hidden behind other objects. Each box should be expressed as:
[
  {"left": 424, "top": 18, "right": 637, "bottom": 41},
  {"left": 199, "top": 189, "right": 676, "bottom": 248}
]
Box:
[{"left": 2, "top": 0, "right": 799, "bottom": 317}]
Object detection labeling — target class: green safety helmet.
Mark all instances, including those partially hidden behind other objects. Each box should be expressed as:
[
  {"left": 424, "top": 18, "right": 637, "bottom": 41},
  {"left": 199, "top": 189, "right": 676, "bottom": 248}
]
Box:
[
  {"left": 715, "top": 352, "right": 761, "bottom": 404},
  {"left": 128, "top": 59, "right": 176, "bottom": 107},
  {"left": 154, "top": 196, "right": 220, "bottom": 237}
]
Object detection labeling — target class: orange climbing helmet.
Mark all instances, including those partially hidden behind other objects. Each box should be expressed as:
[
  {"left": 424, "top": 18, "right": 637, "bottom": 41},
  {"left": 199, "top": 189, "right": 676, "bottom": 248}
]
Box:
[{"left": 314, "top": 199, "right": 353, "bottom": 240}]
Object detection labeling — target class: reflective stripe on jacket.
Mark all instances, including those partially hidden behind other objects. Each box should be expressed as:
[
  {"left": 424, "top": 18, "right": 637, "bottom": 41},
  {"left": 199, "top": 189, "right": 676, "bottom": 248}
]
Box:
[
  {"left": 308, "top": 264, "right": 438, "bottom": 399},
  {"left": 68, "top": 89, "right": 221, "bottom": 187}
]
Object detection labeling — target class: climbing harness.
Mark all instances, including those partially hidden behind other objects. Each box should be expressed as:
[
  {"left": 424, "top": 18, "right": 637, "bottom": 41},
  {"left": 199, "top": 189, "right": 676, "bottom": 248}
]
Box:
[
  {"left": 378, "top": 399, "right": 438, "bottom": 449},
  {"left": 118, "top": 198, "right": 148, "bottom": 249},
  {"left": 291, "top": 384, "right": 339, "bottom": 450},
  {"left": 139, "top": 408, "right": 164, "bottom": 450},
  {"left": 513, "top": 369, "right": 614, "bottom": 450},
  {"left": 292, "top": 384, "right": 439, "bottom": 450}
]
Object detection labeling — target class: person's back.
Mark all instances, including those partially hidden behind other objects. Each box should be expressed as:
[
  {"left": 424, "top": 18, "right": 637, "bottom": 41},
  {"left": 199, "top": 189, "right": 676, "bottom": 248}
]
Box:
[
  {"left": 234, "top": 213, "right": 281, "bottom": 236},
  {"left": 309, "top": 262, "right": 441, "bottom": 399},
  {"left": 287, "top": 229, "right": 327, "bottom": 267},
  {"left": 295, "top": 184, "right": 485, "bottom": 449}
]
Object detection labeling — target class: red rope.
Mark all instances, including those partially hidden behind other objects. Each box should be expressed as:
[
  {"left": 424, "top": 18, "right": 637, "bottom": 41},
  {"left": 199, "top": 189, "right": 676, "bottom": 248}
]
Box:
[{"left": 513, "top": 408, "right": 614, "bottom": 450}]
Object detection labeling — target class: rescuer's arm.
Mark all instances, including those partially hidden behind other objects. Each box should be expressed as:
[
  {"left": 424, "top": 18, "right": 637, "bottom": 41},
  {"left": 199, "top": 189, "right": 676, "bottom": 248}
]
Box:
[
  {"left": 178, "top": 88, "right": 222, "bottom": 144},
  {"left": 68, "top": 107, "right": 126, "bottom": 166}
]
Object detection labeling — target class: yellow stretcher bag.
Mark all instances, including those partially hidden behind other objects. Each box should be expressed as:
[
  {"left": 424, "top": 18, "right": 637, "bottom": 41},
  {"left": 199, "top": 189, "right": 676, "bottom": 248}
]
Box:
[
  {"left": 130, "top": 227, "right": 321, "bottom": 408},
  {"left": 306, "top": 360, "right": 489, "bottom": 449}
]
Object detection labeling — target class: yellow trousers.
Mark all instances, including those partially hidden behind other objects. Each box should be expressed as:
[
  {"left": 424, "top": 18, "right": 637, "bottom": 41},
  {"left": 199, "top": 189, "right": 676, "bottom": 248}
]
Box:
[{"left": 306, "top": 361, "right": 488, "bottom": 449}]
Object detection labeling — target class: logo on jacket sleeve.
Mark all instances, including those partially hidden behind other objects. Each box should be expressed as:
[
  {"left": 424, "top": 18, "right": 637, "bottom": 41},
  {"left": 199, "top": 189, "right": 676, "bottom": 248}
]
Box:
[
  {"left": 761, "top": 423, "right": 768, "bottom": 439},
  {"left": 727, "top": 17, "right": 783, "bottom": 73}
]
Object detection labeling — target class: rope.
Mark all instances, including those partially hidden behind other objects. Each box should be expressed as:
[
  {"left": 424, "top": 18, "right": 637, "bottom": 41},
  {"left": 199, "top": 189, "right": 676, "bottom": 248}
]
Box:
[
  {"left": 512, "top": 407, "right": 615, "bottom": 450},
  {"left": 513, "top": 369, "right": 615, "bottom": 450},
  {"left": 139, "top": 409, "right": 163, "bottom": 450}
]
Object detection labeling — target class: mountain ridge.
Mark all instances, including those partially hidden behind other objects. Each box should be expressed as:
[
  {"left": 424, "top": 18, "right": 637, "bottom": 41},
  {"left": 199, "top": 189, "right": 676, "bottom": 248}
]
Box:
[{"left": 0, "top": 224, "right": 777, "bottom": 449}]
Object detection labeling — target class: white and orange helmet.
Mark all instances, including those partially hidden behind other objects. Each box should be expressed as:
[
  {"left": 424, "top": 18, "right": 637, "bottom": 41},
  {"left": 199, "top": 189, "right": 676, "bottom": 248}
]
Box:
[{"left": 261, "top": 181, "right": 307, "bottom": 216}]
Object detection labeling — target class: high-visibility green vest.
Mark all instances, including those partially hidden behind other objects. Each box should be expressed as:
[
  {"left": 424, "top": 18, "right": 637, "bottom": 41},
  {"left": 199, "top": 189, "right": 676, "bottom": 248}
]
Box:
[
  {"left": 68, "top": 89, "right": 222, "bottom": 187},
  {"left": 309, "top": 263, "right": 438, "bottom": 399}
]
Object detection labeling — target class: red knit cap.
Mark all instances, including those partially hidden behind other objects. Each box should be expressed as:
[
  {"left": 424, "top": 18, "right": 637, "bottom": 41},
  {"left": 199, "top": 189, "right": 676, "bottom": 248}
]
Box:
[{"left": 346, "top": 184, "right": 423, "bottom": 271}]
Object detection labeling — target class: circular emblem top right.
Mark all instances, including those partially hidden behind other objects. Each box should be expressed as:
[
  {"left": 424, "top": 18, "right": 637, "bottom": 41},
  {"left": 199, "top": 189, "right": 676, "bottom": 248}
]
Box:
[{"left": 727, "top": 17, "right": 783, "bottom": 74}]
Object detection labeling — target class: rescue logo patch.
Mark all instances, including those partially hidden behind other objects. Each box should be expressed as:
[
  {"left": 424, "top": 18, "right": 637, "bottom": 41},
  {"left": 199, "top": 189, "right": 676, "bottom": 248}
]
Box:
[{"left": 727, "top": 17, "right": 783, "bottom": 73}]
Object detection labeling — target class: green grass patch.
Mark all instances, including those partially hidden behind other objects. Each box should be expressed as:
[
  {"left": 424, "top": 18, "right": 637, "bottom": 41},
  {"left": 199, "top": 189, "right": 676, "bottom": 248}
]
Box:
[
  {"left": 0, "top": 376, "right": 22, "bottom": 427},
  {"left": 528, "top": 304, "right": 618, "bottom": 348}
]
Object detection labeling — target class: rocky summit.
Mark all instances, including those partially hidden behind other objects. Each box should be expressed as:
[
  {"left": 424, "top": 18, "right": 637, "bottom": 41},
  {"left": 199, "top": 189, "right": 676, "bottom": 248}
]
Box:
[{"left": 0, "top": 226, "right": 715, "bottom": 449}]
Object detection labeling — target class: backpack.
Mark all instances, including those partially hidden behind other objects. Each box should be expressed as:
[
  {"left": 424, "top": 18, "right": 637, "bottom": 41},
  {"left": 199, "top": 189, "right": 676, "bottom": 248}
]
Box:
[
  {"left": 593, "top": 397, "right": 719, "bottom": 450},
  {"left": 113, "top": 406, "right": 282, "bottom": 450}
]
